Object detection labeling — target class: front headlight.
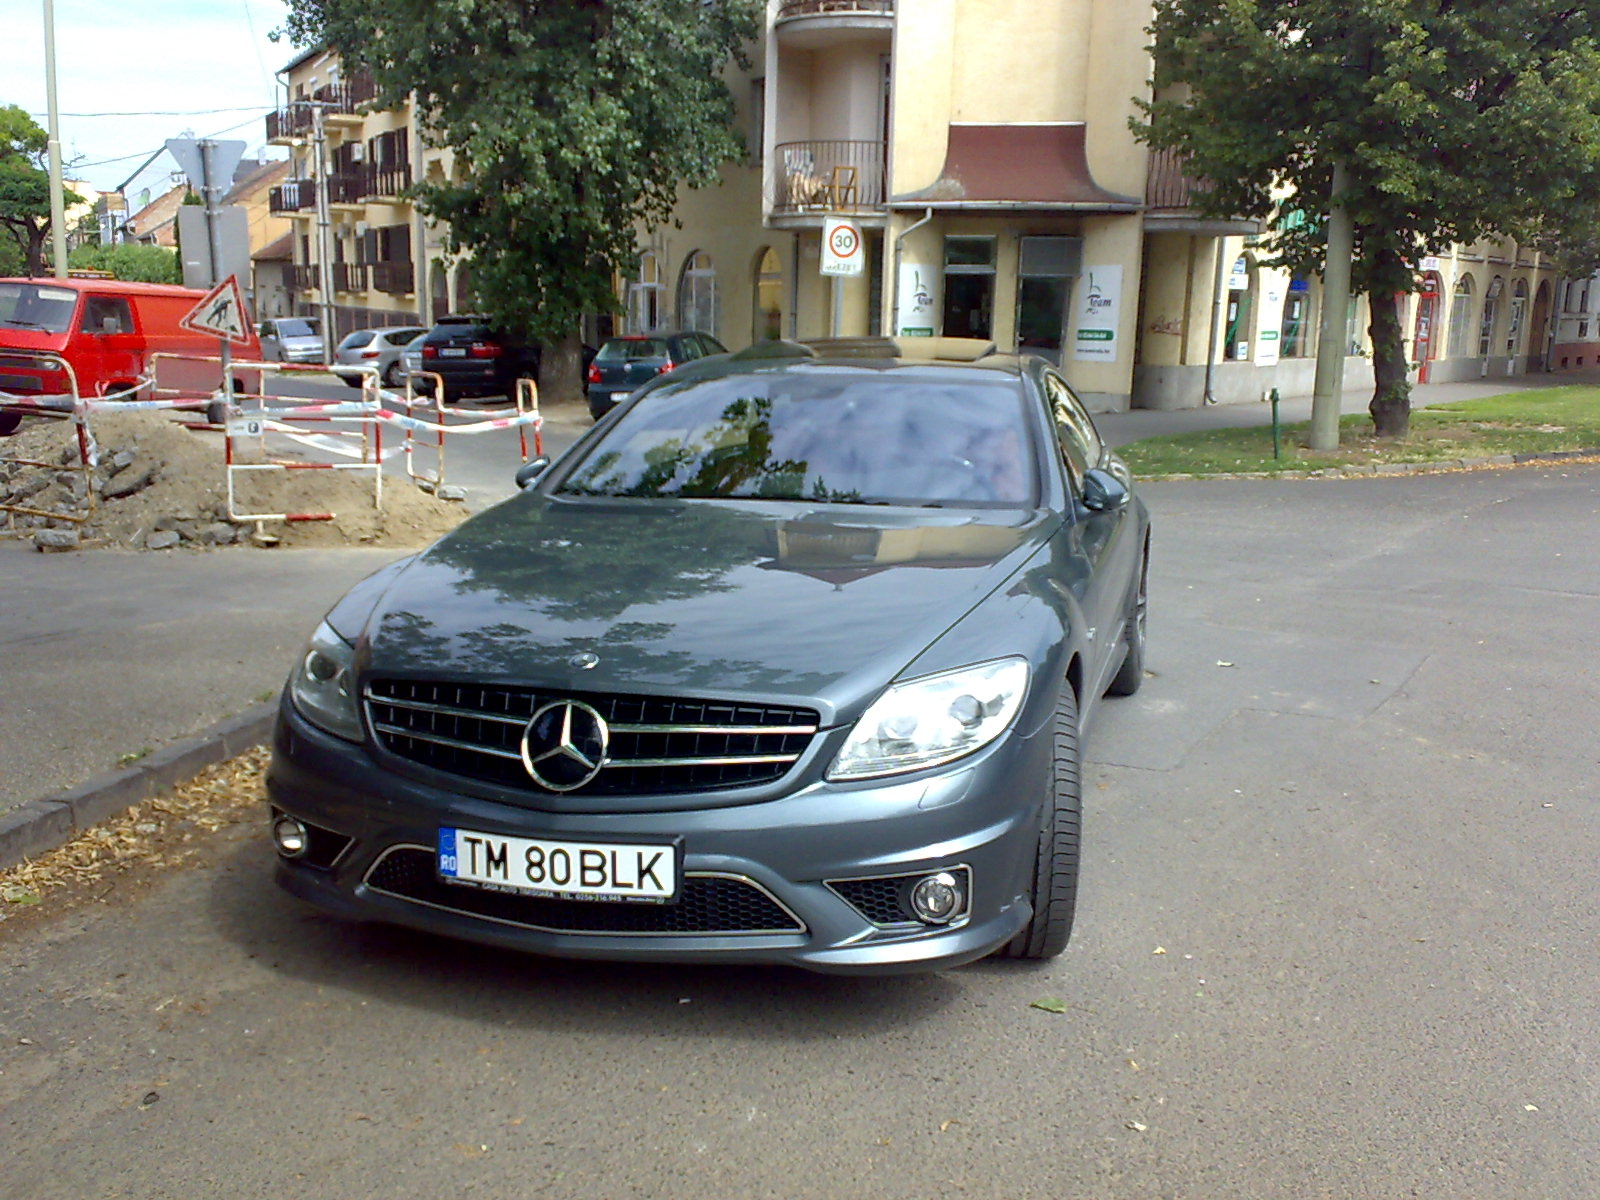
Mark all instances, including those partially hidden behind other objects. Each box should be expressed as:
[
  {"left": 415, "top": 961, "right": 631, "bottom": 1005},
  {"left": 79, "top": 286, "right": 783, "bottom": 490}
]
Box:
[
  {"left": 288, "top": 621, "right": 363, "bottom": 742},
  {"left": 827, "top": 658, "right": 1030, "bottom": 781}
]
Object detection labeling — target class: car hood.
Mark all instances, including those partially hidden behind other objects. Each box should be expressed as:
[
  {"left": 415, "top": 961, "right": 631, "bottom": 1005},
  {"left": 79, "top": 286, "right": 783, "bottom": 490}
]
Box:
[{"left": 354, "top": 495, "right": 1054, "bottom": 723}]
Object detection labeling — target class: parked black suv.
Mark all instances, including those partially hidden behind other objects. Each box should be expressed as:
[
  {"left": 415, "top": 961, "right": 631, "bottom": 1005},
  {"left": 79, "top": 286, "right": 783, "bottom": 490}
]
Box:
[{"left": 415, "top": 316, "right": 539, "bottom": 402}]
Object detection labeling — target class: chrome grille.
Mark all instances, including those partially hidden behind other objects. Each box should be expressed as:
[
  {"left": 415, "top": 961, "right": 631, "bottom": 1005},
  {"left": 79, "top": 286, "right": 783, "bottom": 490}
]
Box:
[
  {"left": 365, "top": 847, "right": 806, "bottom": 935},
  {"left": 365, "top": 679, "right": 819, "bottom": 795}
]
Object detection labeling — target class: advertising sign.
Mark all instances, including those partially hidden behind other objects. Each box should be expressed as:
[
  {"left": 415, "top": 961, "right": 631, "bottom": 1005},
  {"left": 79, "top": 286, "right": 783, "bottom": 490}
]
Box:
[
  {"left": 1255, "top": 281, "right": 1286, "bottom": 367},
  {"left": 1072, "top": 266, "right": 1123, "bottom": 362},
  {"left": 896, "top": 263, "right": 939, "bottom": 337}
]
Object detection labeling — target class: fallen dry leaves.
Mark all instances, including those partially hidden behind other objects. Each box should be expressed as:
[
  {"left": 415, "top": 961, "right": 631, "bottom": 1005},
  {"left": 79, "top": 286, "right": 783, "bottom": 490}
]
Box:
[{"left": 0, "top": 748, "right": 269, "bottom": 932}]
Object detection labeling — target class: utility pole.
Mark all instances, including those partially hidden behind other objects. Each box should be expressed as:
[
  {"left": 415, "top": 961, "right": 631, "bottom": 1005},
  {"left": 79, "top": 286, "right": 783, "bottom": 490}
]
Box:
[
  {"left": 311, "top": 103, "right": 336, "bottom": 364},
  {"left": 199, "top": 140, "right": 232, "bottom": 387},
  {"left": 42, "top": 0, "right": 69, "bottom": 278},
  {"left": 1309, "top": 160, "right": 1354, "bottom": 451}
]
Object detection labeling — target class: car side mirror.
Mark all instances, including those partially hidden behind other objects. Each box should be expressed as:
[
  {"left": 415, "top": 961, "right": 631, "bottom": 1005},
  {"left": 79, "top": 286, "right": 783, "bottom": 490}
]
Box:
[
  {"left": 515, "top": 456, "right": 551, "bottom": 490},
  {"left": 1081, "top": 467, "right": 1129, "bottom": 513}
]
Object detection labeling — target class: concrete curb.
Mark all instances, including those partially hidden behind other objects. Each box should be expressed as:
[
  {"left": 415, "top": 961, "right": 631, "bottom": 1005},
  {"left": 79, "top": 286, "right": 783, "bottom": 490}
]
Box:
[
  {"left": 1141, "top": 447, "right": 1600, "bottom": 482},
  {"left": 0, "top": 701, "right": 277, "bottom": 872}
]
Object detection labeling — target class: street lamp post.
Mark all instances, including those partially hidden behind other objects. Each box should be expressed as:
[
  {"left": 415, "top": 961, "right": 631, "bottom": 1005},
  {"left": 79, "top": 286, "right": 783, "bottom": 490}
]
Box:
[{"left": 42, "top": 0, "right": 69, "bottom": 278}]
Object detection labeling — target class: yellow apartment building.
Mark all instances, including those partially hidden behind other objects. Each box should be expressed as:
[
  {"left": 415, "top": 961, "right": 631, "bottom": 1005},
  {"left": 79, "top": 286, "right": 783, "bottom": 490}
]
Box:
[{"left": 270, "top": 4, "right": 1566, "bottom": 405}]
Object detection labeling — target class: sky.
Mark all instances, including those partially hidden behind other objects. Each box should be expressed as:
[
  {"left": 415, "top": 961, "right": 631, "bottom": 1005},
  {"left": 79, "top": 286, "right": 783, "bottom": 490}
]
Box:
[{"left": 14, "top": 0, "right": 299, "bottom": 196}]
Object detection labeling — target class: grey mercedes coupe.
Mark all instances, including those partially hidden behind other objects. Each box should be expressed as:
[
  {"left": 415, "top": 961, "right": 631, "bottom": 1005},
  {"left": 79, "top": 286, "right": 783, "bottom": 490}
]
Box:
[{"left": 267, "top": 339, "right": 1151, "bottom": 974}]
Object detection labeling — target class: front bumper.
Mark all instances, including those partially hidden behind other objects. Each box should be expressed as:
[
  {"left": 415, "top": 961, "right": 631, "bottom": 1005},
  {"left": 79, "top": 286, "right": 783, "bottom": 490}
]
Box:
[{"left": 267, "top": 697, "right": 1047, "bottom": 975}]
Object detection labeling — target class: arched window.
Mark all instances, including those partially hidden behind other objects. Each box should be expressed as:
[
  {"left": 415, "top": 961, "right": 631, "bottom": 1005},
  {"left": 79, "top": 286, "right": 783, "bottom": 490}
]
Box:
[
  {"left": 753, "top": 247, "right": 783, "bottom": 341},
  {"left": 628, "top": 252, "right": 663, "bottom": 333},
  {"left": 678, "top": 251, "right": 720, "bottom": 336},
  {"left": 1506, "top": 279, "right": 1528, "bottom": 357},
  {"left": 1446, "top": 274, "right": 1475, "bottom": 359},
  {"left": 1479, "top": 276, "right": 1503, "bottom": 357}
]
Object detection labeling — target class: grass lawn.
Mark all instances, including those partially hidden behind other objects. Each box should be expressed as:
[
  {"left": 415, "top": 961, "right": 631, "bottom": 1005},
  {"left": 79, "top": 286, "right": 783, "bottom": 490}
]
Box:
[{"left": 1117, "top": 386, "right": 1600, "bottom": 477}]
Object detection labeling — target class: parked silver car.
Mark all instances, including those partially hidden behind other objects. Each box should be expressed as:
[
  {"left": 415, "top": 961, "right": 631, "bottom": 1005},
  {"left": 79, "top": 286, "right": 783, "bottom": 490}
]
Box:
[
  {"left": 334, "top": 326, "right": 429, "bottom": 388},
  {"left": 258, "top": 317, "right": 325, "bottom": 365}
]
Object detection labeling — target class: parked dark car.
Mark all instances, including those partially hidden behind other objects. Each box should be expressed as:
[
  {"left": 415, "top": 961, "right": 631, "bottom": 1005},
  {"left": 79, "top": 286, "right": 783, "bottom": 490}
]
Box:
[
  {"left": 268, "top": 340, "right": 1151, "bottom": 975},
  {"left": 413, "top": 316, "right": 540, "bottom": 401},
  {"left": 333, "top": 326, "right": 428, "bottom": 388},
  {"left": 586, "top": 331, "right": 727, "bottom": 420}
]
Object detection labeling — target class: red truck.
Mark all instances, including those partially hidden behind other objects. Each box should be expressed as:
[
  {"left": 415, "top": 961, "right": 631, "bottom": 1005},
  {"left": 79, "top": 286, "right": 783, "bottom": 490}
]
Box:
[{"left": 0, "top": 277, "right": 262, "bottom": 435}]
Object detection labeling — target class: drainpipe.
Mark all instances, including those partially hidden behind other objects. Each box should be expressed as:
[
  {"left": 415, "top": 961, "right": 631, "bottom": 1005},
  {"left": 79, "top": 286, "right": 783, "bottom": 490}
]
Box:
[
  {"left": 890, "top": 207, "right": 935, "bottom": 337},
  {"left": 1203, "top": 236, "right": 1226, "bottom": 404}
]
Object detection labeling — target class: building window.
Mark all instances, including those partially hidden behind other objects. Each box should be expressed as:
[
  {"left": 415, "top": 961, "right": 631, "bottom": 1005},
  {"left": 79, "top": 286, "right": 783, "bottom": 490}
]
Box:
[
  {"left": 1015, "top": 236, "right": 1081, "bottom": 364},
  {"left": 628, "top": 252, "right": 663, "bottom": 333},
  {"left": 942, "top": 236, "right": 995, "bottom": 340},
  {"left": 1223, "top": 256, "right": 1254, "bottom": 361},
  {"left": 1345, "top": 296, "right": 1364, "bottom": 355},
  {"left": 753, "top": 247, "right": 783, "bottom": 341},
  {"left": 677, "top": 251, "right": 719, "bottom": 337},
  {"left": 1478, "top": 276, "right": 1503, "bottom": 357},
  {"left": 1446, "top": 275, "right": 1474, "bottom": 359},
  {"left": 1280, "top": 280, "right": 1312, "bottom": 357},
  {"left": 1505, "top": 280, "right": 1527, "bottom": 357}
]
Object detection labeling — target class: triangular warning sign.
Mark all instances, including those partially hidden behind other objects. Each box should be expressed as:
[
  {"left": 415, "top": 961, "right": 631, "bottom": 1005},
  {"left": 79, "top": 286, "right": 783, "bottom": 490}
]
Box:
[{"left": 179, "top": 276, "right": 253, "bottom": 347}]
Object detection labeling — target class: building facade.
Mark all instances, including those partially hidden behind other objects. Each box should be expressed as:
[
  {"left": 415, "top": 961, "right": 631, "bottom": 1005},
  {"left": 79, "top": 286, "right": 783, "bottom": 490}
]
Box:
[{"left": 272, "top": 7, "right": 1569, "bottom": 406}]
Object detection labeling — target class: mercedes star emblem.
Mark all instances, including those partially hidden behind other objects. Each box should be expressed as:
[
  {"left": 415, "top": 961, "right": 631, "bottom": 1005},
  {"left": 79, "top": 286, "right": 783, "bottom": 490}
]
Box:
[
  {"left": 520, "top": 700, "right": 609, "bottom": 792},
  {"left": 569, "top": 652, "right": 601, "bottom": 670}
]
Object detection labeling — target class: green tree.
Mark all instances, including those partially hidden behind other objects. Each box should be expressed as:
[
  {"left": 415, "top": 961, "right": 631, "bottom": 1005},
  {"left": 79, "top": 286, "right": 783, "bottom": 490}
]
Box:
[
  {"left": 0, "top": 104, "right": 84, "bottom": 277},
  {"left": 278, "top": 0, "right": 760, "bottom": 402},
  {"left": 1137, "top": 2, "right": 1600, "bottom": 438},
  {"left": 67, "top": 242, "right": 181, "bottom": 283}
]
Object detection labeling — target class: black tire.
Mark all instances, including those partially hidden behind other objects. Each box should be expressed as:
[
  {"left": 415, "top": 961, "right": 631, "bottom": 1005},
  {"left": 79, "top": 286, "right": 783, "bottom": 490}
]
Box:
[
  {"left": 0, "top": 410, "right": 20, "bottom": 437},
  {"left": 1105, "top": 543, "right": 1149, "bottom": 697},
  {"left": 383, "top": 362, "right": 403, "bottom": 388},
  {"left": 1001, "top": 687, "right": 1082, "bottom": 960}
]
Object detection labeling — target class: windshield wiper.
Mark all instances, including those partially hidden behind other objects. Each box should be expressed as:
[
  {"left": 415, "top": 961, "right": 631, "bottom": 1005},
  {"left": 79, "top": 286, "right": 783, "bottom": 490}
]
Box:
[{"left": 1, "top": 319, "right": 52, "bottom": 331}]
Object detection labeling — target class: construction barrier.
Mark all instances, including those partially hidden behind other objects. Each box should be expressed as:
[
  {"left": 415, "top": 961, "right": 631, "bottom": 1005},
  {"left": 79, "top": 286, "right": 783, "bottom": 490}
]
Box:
[
  {"left": 398, "top": 371, "right": 542, "bottom": 492},
  {"left": 0, "top": 351, "right": 97, "bottom": 527}
]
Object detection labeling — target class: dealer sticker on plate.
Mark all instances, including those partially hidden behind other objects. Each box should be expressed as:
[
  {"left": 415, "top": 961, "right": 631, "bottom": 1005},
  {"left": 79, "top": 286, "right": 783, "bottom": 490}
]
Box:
[{"left": 438, "top": 827, "right": 677, "bottom": 902}]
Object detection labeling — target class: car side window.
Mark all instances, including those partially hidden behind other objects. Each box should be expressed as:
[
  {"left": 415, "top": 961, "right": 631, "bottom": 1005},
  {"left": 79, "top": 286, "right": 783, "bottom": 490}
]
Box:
[
  {"left": 81, "top": 296, "right": 132, "bottom": 335},
  {"left": 1043, "top": 372, "right": 1096, "bottom": 488}
]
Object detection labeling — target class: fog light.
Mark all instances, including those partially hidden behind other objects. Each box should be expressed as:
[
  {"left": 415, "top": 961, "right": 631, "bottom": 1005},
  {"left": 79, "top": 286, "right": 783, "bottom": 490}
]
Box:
[
  {"left": 909, "top": 871, "right": 965, "bottom": 925},
  {"left": 272, "top": 814, "right": 309, "bottom": 858}
]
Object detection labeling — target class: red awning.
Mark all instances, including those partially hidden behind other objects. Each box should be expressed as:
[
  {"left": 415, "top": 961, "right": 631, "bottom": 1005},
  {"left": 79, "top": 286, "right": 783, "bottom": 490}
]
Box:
[{"left": 891, "top": 123, "right": 1138, "bottom": 212}]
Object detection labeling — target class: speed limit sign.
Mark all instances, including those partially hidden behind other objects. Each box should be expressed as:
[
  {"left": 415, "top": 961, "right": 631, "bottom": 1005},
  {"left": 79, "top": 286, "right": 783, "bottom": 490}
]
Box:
[{"left": 821, "top": 218, "right": 864, "bottom": 277}]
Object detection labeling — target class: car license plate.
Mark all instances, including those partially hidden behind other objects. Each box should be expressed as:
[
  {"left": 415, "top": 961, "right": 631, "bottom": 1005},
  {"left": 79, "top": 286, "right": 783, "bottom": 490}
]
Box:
[
  {"left": 611, "top": 391, "right": 629, "bottom": 401},
  {"left": 438, "top": 827, "right": 677, "bottom": 902},
  {"left": 440, "top": 347, "right": 467, "bottom": 357}
]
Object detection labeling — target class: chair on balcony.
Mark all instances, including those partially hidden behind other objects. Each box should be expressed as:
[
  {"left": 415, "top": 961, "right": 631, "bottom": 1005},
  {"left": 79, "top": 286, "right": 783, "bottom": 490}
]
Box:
[
  {"left": 829, "top": 166, "right": 858, "bottom": 210},
  {"left": 783, "top": 147, "right": 829, "bottom": 210}
]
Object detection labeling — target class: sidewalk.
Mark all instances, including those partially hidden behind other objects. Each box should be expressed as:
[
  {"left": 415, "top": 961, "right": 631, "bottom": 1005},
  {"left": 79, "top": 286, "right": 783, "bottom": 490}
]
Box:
[{"left": 2, "top": 367, "right": 1592, "bottom": 868}]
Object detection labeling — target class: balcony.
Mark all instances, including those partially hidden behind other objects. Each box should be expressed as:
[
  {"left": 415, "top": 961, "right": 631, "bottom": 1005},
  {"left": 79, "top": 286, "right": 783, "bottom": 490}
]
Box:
[
  {"left": 334, "top": 262, "right": 367, "bottom": 293},
  {"left": 283, "top": 264, "right": 316, "bottom": 292},
  {"left": 264, "top": 71, "right": 377, "bottom": 143},
  {"left": 327, "top": 171, "right": 367, "bottom": 206},
  {"left": 775, "top": 0, "right": 893, "bottom": 48},
  {"left": 369, "top": 261, "right": 415, "bottom": 295},
  {"left": 772, "top": 140, "right": 886, "bottom": 219},
  {"left": 269, "top": 179, "right": 316, "bottom": 214},
  {"left": 1142, "top": 146, "right": 1260, "bottom": 234},
  {"left": 365, "top": 161, "right": 413, "bottom": 200}
]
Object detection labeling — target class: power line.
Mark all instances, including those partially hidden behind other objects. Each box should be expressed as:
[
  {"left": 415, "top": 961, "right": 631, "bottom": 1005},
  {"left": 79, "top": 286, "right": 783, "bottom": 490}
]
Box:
[{"left": 30, "top": 106, "right": 272, "bottom": 119}]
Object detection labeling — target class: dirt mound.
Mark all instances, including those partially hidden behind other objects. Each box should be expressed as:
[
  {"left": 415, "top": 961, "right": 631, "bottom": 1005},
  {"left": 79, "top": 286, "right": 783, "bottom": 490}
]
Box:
[{"left": 0, "top": 410, "right": 470, "bottom": 551}]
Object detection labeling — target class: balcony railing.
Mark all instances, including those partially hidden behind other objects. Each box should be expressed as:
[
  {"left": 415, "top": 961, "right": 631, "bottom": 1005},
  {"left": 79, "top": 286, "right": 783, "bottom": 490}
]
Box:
[
  {"left": 365, "top": 161, "right": 413, "bottom": 199},
  {"left": 327, "top": 171, "right": 366, "bottom": 205},
  {"left": 369, "top": 261, "right": 415, "bottom": 295},
  {"left": 284, "top": 265, "right": 317, "bottom": 292},
  {"left": 334, "top": 262, "right": 367, "bottom": 293},
  {"left": 773, "top": 140, "right": 886, "bottom": 216},
  {"left": 265, "top": 70, "right": 377, "bottom": 142},
  {"left": 269, "top": 179, "right": 316, "bottom": 214},
  {"left": 777, "top": 0, "right": 893, "bottom": 18},
  {"left": 1145, "top": 146, "right": 1204, "bottom": 210}
]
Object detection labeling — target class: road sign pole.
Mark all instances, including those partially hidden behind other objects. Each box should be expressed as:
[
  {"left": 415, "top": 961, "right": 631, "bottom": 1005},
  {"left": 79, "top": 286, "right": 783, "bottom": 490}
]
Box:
[{"left": 200, "top": 140, "right": 233, "bottom": 397}]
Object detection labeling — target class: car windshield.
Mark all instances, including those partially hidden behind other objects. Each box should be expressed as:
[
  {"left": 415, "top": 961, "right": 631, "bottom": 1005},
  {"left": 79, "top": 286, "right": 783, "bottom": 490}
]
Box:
[
  {"left": 558, "top": 371, "right": 1037, "bottom": 507},
  {"left": 596, "top": 338, "right": 670, "bottom": 363},
  {"left": 276, "top": 319, "right": 318, "bottom": 338},
  {"left": 0, "top": 283, "right": 78, "bottom": 333}
]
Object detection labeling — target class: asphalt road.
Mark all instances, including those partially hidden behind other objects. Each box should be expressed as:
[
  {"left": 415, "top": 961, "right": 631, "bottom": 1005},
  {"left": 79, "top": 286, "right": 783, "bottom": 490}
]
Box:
[{"left": 3, "top": 461, "right": 1597, "bottom": 1198}]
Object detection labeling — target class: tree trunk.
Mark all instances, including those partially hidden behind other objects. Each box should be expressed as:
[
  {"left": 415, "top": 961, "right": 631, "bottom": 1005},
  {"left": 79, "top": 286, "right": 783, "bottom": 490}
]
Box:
[
  {"left": 537, "top": 329, "right": 585, "bottom": 407},
  {"left": 1367, "top": 288, "right": 1412, "bottom": 438},
  {"left": 25, "top": 224, "right": 48, "bottom": 278}
]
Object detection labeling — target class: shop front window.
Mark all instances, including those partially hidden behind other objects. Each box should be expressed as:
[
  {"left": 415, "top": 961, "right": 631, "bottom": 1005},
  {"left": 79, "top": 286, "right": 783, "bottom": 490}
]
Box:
[
  {"left": 1013, "top": 236, "right": 1081, "bottom": 365},
  {"left": 1280, "top": 281, "right": 1312, "bottom": 357},
  {"left": 942, "top": 236, "right": 995, "bottom": 340},
  {"left": 1223, "top": 257, "right": 1254, "bottom": 361},
  {"left": 1446, "top": 275, "right": 1474, "bottom": 359}
]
